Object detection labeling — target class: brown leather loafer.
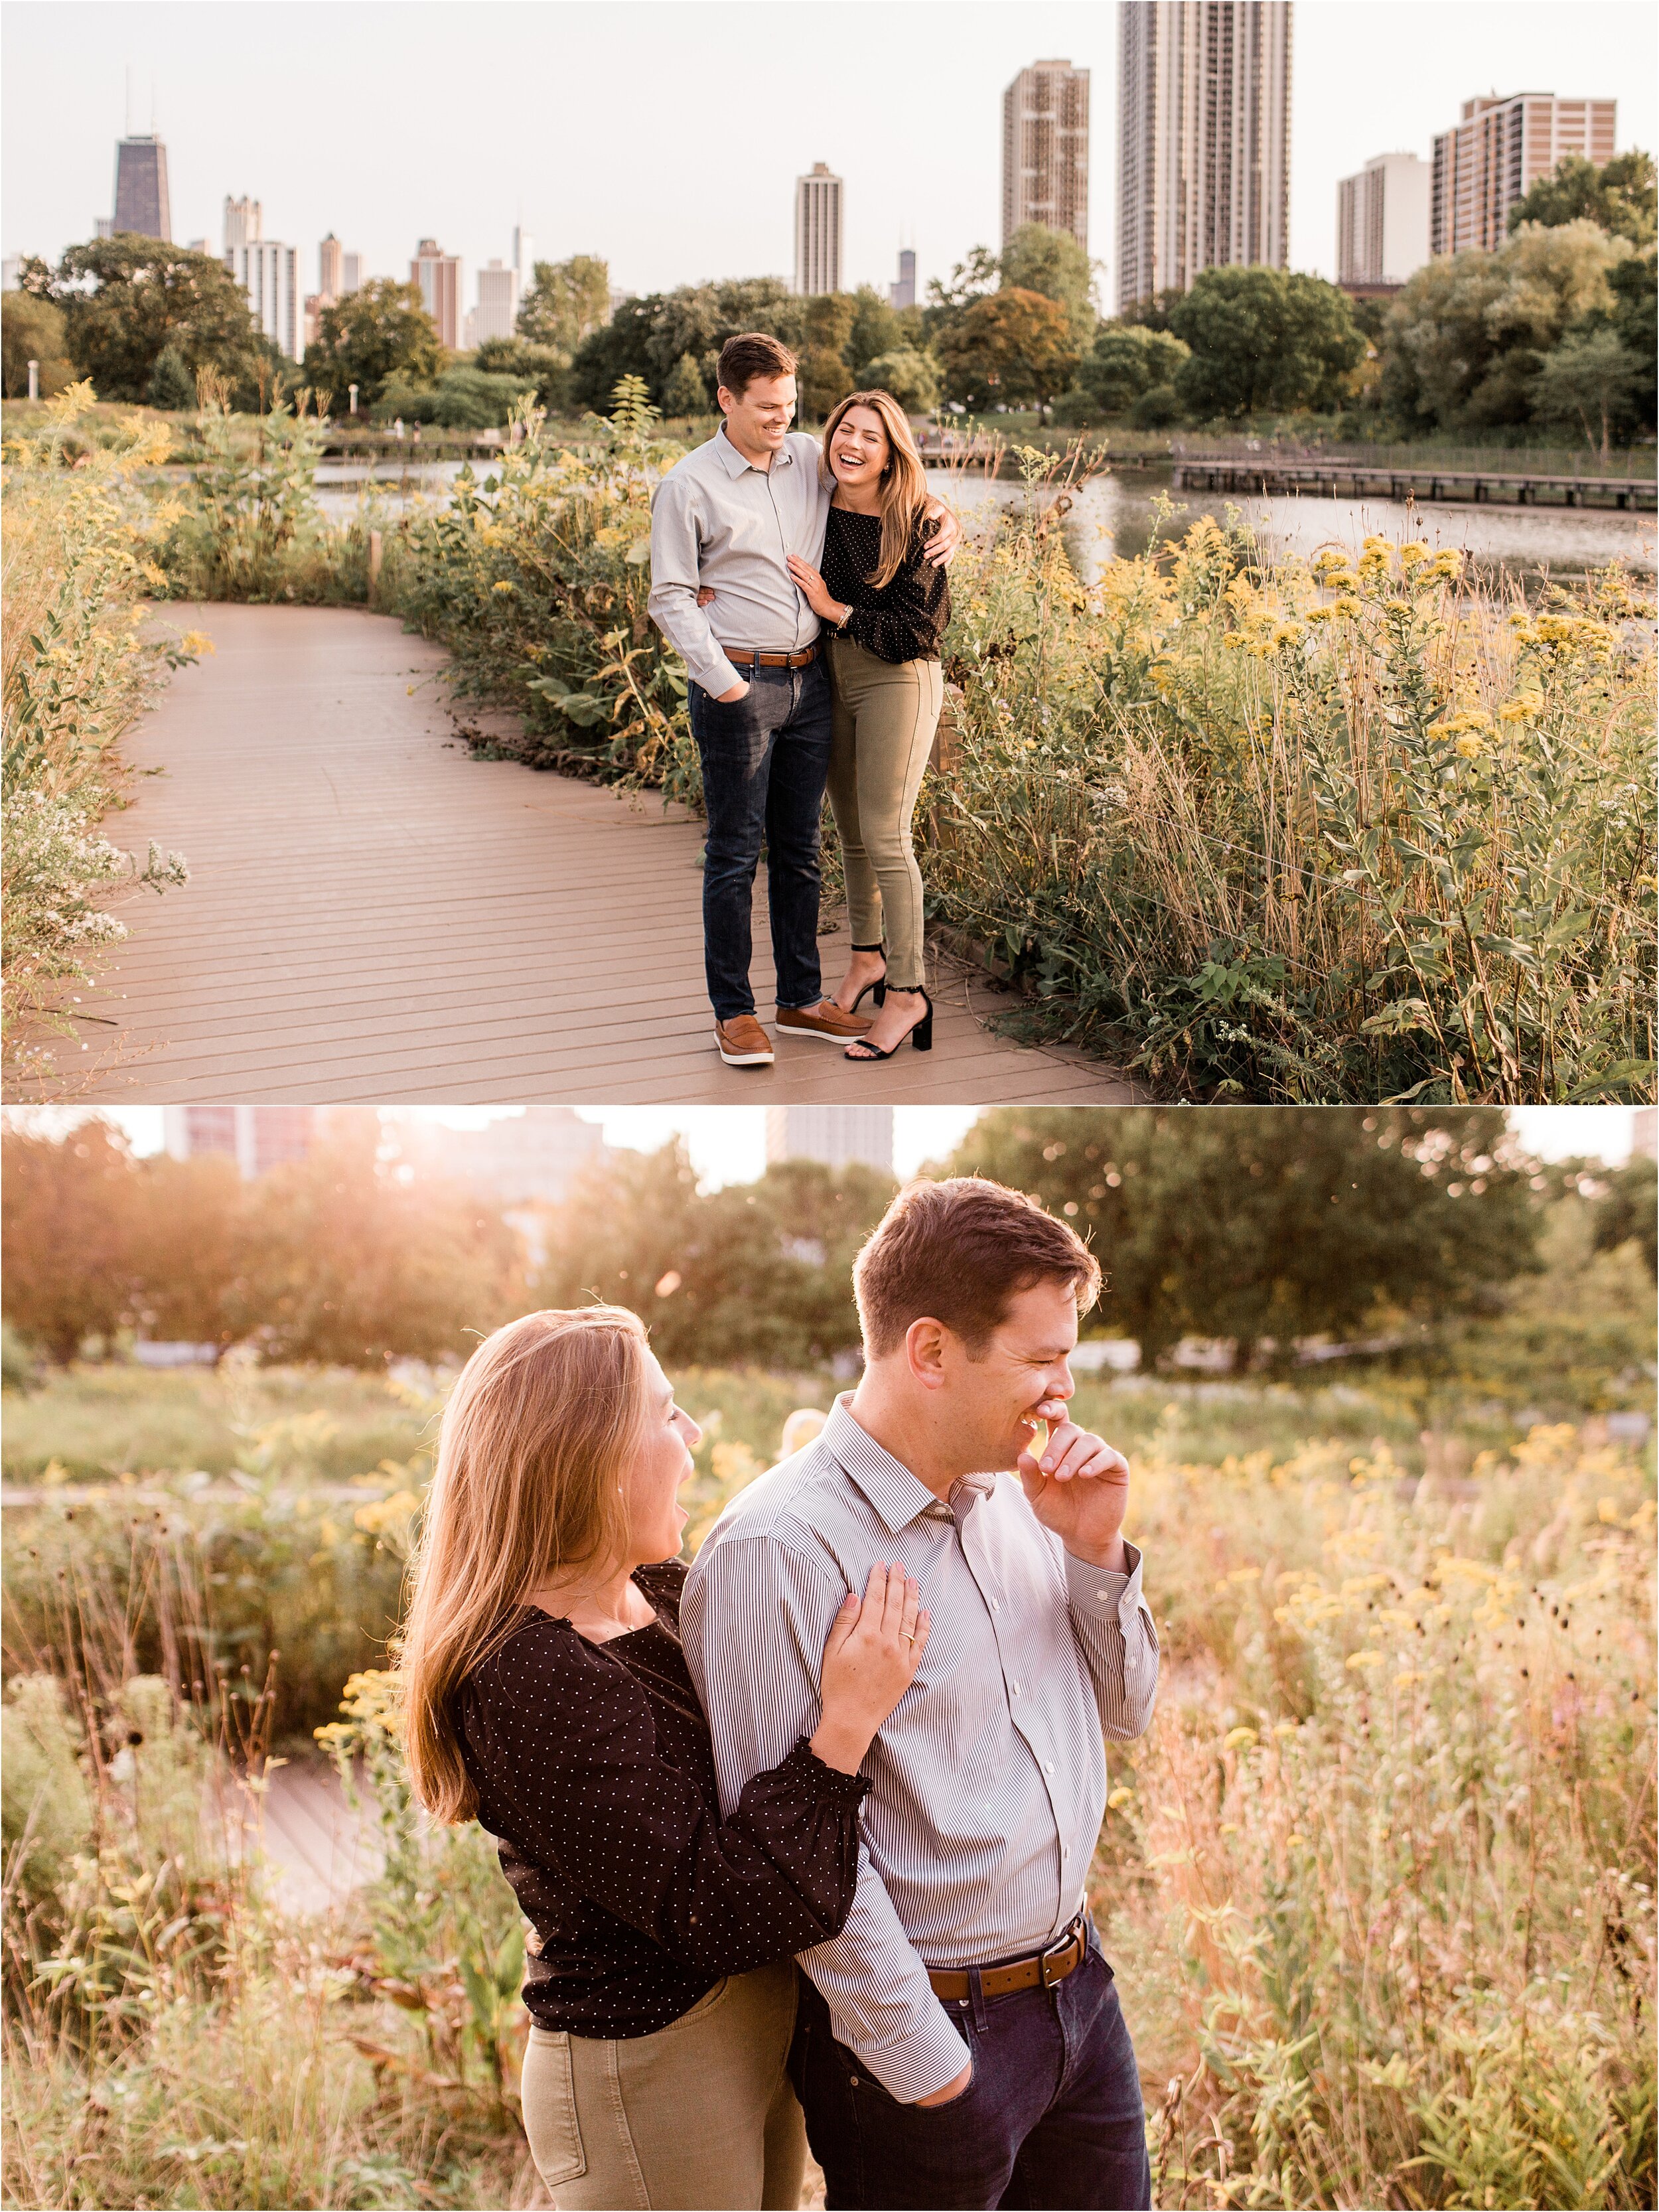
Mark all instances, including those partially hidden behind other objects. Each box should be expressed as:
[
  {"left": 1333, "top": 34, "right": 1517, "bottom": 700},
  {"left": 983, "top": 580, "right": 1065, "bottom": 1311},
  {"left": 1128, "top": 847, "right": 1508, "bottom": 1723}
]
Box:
[
  {"left": 776, "top": 1000, "right": 875, "bottom": 1043},
  {"left": 714, "top": 1014, "right": 774, "bottom": 1067}
]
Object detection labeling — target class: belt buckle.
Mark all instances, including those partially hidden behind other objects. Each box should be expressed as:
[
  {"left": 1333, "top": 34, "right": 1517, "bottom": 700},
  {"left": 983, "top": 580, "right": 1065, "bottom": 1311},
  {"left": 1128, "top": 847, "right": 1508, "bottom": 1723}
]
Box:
[{"left": 1040, "top": 1919, "right": 1081, "bottom": 1988}]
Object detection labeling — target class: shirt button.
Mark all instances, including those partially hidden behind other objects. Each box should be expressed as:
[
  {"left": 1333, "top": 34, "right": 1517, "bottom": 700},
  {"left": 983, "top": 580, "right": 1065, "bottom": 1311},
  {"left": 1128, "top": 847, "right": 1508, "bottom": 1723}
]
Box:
[
  {"left": 990, "top": 1599, "right": 1000, "bottom": 1611},
  {"left": 1009, "top": 1682, "right": 1021, "bottom": 1696},
  {"left": 1097, "top": 1589, "right": 1112, "bottom": 1601},
  {"left": 1044, "top": 1760, "right": 1055, "bottom": 1775}
]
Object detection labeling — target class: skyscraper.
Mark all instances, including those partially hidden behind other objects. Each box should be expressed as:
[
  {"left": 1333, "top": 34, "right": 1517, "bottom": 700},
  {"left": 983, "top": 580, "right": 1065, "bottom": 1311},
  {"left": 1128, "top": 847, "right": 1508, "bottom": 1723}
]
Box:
[
  {"left": 1430, "top": 94, "right": 1617, "bottom": 256},
  {"left": 889, "top": 248, "right": 917, "bottom": 310},
  {"left": 341, "top": 251, "right": 364, "bottom": 294},
  {"left": 1002, "top": 60, "right": 1090, "bottom": 250},
  {"left": 411, "top": 237, "right": 462, "bottom": 347},
  {"left": 319, "top": 232, "right": 343, "bottom": 301},
  {"left": 162, "top": 1106, "right": 316, "bottom": 1177},
  {"left": 1117, "top": 1, "right": 1292, "bottom": 311},
  {"left": 765, "top": 1107, "right": 895, "bottom": 1177},
  {"left": 512, "top": 224, "right": 535, "bottom": 284},
  {"left": 794, "top": 163, "right": 843, "bottom": 296},
  {"left": 1336, "top": 153, "right": 1430, "bottom": 286},
  {"left": 112, "top": 134, "right": 171, "bottom": 240},
  {"left": 474, "top": 259, "right": 520, "bottom": 344},
  {"left": 231, "top": 240, "right": 302, "bottom": 360},
  {"left": 223, "top": 195, "right": 261, "bottom": 254}
]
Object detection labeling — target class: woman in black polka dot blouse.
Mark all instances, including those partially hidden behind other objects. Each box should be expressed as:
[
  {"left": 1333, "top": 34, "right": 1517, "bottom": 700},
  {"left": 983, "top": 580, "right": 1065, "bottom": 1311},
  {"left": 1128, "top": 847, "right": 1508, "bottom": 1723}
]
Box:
[{"left": 397, "top": 1305, "right": 929, "bottom": 2211}]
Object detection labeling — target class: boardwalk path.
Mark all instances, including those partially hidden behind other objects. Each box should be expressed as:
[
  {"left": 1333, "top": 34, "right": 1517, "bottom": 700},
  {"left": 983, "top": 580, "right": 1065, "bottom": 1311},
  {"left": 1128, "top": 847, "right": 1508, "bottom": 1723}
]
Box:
[{"left": 82, "top": 605, "right": 1134, "bottom": 1104}]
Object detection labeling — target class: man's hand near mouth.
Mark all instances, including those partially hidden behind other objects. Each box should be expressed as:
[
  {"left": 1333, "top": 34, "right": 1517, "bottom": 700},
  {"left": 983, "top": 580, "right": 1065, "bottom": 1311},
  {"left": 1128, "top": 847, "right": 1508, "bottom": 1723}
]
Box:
[{"left": 1015, "top": 1401, "right": 1131, "bottom": 1574}]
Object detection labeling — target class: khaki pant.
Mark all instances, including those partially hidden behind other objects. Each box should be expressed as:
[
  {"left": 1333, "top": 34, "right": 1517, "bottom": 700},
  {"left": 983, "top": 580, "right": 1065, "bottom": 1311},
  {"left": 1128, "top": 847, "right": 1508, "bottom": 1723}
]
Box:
[
  {"left": 826, "top": 637, "right": 944, "bottom": 993},
  {"left": 521, "top": 1957, "right": 806, "bottom": 2211}
]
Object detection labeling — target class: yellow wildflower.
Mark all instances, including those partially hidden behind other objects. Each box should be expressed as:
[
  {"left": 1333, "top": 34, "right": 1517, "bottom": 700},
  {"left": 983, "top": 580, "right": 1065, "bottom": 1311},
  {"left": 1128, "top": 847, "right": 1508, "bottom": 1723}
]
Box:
[
  {"left": 1455, "top": 733, "right": 1486, "bottom": 759},
  {"left": 492, "top": 579, "right": 516, "bottom": 594},
  {"left": 1224, "top": 1726, "right": 1259, "bottom": 1749},
  {"left": 1398, "top": 542, "right": 1430, "bottom": 567},
  {"left": 1496, "top": 689, "right": 1545, "bottom": 723},
  {"left": 1345, "top": 1649, "right": 1385, "bottom": 1670}
]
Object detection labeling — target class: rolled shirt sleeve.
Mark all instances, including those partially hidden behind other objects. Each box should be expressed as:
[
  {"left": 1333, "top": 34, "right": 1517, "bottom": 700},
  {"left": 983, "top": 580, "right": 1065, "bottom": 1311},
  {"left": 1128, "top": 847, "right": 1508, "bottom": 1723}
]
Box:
[
  {"left": 648, "top": 475, "right": 743, "bottom": 699},
  {"left": 682, "top": 1534, "right": 972, "bottom": 2103},
  {"left": 1062, "top": 1538, "right": 1160, "bottom": 1741}
]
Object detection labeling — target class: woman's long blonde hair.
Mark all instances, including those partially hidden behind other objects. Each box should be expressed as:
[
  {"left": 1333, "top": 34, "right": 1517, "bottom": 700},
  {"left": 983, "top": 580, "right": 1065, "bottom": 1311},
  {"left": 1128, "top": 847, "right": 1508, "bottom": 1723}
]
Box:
[
  {"left": 820, "top": 389, "right": 930, "bottom": 589},
  {"left": 396, "top": 1305, "right": 651, "bottom": 1824}
]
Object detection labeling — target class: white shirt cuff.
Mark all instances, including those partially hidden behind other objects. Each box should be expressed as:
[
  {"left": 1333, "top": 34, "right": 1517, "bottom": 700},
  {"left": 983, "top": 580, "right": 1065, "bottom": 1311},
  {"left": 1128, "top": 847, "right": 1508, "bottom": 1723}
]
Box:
[
  {"left": 1064, "top": 1539, "right": 1147, "bottom": 1632},
  {"left": 847, "top": 2004, "right": 972, "bottom": 2104}
]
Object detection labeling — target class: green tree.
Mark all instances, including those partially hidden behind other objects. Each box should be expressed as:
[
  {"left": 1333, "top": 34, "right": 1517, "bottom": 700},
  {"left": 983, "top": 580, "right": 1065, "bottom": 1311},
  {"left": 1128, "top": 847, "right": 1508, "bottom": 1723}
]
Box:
[
  {"left": 935, "top": 287, "right": 1080, "bottom": 411},
  {"left": 858, "top": 346, "right": 942, "bottom": 413},
  {"left": 1075, "top": 322, "right": 1190, "bottom": 413},
  {"left": 532, "top": 1142, "right": 894, "bottom": 1369},
  {"left": 661, "top": 351, "right": 709, "bottom": 416},
  {"left": 239, "top": 1128, "right": 522, "bottom": 1365},
  {"left": 843, "top": 285, "right": 906, "bottom": 379},
  {"left": 1380, "top": 220, "right": 1631, "bottom": 431},
  {"left": 1168, "top": 266, "right": 1363, "bottom": 419},
  {"left": 1508, "top": 149, "right": 1656, "bottom": 246},
  {"left": 473, "top": 334, "right": 572, "bottom": 411},
  {"left": 1530, "top": 324, "right": 1644, "bottom": 458},
  {"left": 46, "top": 235, "right": 268, "bottom": 402},
  {"left": 999, "top": 222, "right": 1100, "bottom": 347},
  {"left": 1588, "top": 1153, "right": 1658, "bottom": 1274},
  {"left": 944, "top": 1108, "right": 1538, "bottom": 1370},
  {"left": 1, "top": 1121, "right": 140, "bottom": 1361},
  {"left": 516, "top": 254, "right": 611, "bottom": 353},
  {"left": 923, "top": 245, "right": 1000, "bottom": 325},
  {"left": 569, "top": 280, "right": 808, "bottom": 412},
  {"left": 144, "top": 343, "right": 196, "bottom": 411},
  {"left": 308, "top": 278, "right": 444, "bottom": 407},
  {"left": 1, "top": 289, "right": 73, "bottom": 398},
  {"left": 1605, "top": 250, "right": 1658, "bottom": 429}
]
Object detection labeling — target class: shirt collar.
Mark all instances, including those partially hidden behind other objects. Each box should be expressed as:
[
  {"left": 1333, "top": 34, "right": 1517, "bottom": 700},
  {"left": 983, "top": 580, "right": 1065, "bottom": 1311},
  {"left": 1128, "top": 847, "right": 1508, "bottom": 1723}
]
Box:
[
  {"left": 821, "top": 1396, "right": 995, "bottom": 1535},
  {"left": 714, "top": 423, "right": 794, "bottom": 477}
]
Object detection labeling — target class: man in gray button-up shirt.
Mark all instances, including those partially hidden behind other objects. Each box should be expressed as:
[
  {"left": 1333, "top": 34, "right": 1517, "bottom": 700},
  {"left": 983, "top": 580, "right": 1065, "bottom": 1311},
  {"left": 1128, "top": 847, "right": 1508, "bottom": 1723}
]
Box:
[
  {"left": 648, "top": 331, "right": 956, "bottom": 1068},
  {"left": 684, "top": 1177, "right": 1158, "bottom": 2209}
]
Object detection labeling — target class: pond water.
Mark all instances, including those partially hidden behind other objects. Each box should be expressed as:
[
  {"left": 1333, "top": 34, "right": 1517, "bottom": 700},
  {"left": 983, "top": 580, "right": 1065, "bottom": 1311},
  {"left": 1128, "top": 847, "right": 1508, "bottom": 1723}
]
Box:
[
  {"left": 307, "top": 457, "right": 1655, "bottom": 582},
  {"left": 928, "top": 467, "right": 1656, "bottom": 584}
]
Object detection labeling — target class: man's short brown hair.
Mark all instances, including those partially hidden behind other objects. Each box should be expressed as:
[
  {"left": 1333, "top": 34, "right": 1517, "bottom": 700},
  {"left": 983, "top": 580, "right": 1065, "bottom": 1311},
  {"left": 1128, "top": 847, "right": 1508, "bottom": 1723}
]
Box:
[
  {"left": 717, "top": 332, "right": 798, "bottom": 397},
  {"left": 853, "top": 1177, "right": 1102, "bottom": 1359}
]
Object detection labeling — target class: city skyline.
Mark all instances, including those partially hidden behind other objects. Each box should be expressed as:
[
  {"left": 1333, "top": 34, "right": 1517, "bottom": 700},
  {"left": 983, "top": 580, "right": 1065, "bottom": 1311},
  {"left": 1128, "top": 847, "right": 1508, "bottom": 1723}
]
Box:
[{"left": 5, "top": 3, "right": 1651, "bottom": 306}]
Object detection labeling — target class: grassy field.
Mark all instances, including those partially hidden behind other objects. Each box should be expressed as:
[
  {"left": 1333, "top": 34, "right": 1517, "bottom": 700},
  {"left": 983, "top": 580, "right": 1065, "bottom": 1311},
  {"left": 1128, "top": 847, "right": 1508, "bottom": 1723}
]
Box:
[{"left": 3, "top": 1360, "right": 1652, "bottom": 2209}]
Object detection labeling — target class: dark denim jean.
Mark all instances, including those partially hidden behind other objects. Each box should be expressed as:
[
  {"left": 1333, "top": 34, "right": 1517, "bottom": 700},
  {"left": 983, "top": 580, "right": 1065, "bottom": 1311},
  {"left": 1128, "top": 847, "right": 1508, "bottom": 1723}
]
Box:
[
  {"left": 790, "top": 1929, "right": 1151, "bottom": 2211},
  {"left": 687, "top": 660, "right": 833, "bottom": 1022}
]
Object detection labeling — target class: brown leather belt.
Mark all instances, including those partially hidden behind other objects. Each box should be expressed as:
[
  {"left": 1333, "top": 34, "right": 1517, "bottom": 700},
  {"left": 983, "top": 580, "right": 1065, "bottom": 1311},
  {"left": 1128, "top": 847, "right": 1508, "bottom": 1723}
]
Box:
[
  {"left": 727, "top": 646, "right": 819, "bottom": 670},
  {"left": 926, "top": 1914, "right": 1088, "bottom": 2003}
]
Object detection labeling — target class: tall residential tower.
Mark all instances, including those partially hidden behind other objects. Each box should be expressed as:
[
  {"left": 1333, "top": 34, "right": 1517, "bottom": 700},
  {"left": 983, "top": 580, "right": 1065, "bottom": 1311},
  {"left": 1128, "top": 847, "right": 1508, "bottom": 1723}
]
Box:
[
  {"left": 1001, "top": 60, "right": 1090, "bottom": 250},
  {"left": 1430, "top": 94, "right": 1617, "bottom": 256},
  {"left": 1336, "top": 153, "right": 1430, "bottom": 286},
  {"left": 794, "top": 163, "right": 844, "bottom": 295},
  {"left": 1116, "top": 1, "right": 1291, "bottom": 311}
]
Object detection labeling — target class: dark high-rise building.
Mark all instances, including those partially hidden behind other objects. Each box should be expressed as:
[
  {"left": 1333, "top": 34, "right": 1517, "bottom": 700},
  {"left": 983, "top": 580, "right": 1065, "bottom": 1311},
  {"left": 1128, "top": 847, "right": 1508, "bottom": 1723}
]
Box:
[{"left": 112, "top": 135, "right": 171, "bottom": 240}]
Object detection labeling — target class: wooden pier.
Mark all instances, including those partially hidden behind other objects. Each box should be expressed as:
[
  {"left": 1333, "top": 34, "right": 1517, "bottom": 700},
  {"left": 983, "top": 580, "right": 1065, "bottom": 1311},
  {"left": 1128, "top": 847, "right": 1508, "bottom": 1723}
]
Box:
[{"left": 1170, "top": 457, "right": 1656, "bottom": 511}]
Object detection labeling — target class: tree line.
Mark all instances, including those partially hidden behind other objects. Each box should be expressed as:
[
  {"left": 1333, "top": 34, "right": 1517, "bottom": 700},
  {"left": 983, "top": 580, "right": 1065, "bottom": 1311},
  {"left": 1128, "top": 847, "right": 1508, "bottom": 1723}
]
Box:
[
  {"left": 5, "top": 149, "right": 1650, "bottom": 450},
  {"left": 5, "top": 1110, "right": 1650, "bottom": 1380}
]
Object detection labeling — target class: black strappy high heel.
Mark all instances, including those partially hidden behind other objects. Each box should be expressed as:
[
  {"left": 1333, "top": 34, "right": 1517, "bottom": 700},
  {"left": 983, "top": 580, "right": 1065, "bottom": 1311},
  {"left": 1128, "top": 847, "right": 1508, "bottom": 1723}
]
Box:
[
  {"left": 844, "top": 987, "right": 932, "bottom": 1061},
  {"left": 845, "top": 942, "right": 887, "bottom": 1012}
]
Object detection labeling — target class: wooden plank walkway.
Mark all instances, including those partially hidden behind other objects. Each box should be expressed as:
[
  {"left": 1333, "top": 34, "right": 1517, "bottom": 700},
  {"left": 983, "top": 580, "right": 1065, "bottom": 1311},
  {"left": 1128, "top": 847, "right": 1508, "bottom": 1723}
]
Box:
[{"left": 72, "top": 604, "right": 1136, "bottom": 1105}]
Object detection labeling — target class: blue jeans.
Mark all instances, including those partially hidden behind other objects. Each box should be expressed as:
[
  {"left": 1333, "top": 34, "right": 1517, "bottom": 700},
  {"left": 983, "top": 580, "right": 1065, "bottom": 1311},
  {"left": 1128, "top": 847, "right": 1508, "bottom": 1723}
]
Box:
[
  {"left": 790, "top": 1930, "right": 1151, "bottom": 2211},
  {"left": 687, "top": 660, "right": 832, "bottom": 1022}
]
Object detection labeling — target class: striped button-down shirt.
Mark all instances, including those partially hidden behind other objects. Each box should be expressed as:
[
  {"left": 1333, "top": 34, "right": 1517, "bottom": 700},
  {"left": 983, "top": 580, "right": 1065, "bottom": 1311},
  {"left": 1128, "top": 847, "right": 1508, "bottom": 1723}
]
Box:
[
  {"left": 648, "top": 427, "right": 829, "bottom": 700},
  {"left": 681, "top": 1396, "right": 1159, "bottom": 2103}
]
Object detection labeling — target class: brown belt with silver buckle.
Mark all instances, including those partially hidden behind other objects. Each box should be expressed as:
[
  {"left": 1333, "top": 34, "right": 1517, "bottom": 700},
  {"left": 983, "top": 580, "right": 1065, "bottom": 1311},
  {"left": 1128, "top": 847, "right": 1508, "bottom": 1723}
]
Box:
[
  {"left": 926, "top": 1913, "right": 1088, "bottom": 2003},
  {"left": 727, "top": 646, "right": 819, "bottom": 670}
]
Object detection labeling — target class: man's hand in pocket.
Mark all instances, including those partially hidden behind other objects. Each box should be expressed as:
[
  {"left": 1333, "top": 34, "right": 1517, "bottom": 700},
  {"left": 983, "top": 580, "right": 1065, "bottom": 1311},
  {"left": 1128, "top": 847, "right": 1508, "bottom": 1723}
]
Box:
[{"left": 914, "top": 2061, "right": 972, "bottom": 2108}]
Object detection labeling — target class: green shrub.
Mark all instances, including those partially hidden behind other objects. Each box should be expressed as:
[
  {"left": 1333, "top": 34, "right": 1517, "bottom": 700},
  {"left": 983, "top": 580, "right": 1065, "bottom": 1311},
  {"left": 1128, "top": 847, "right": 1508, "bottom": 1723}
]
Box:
[{"left": 927, "top": 461, "right": 1655, "bottom": 1102}]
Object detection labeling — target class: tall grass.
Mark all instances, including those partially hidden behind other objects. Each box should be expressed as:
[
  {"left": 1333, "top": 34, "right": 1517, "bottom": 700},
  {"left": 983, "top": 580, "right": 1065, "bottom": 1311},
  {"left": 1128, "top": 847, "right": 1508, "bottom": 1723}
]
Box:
[
  {"left": 1, "top": 387, "right": 196, "bottom": 1086},
  {"left": 1106, "top": 1422, "right": 1656, "bottom": 2209},
  {"left": 924, "top": 455, "right": 1655, "bottom": 1102},
  {"left": 5, "top": 1356, "right": 1652, "bottom": 2209}
]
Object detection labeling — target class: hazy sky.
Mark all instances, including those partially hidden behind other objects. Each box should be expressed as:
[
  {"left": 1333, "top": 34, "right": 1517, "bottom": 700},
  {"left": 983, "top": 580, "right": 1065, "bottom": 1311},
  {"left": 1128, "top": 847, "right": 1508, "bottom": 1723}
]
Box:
[
  {"left": 5, "top": 1, "right": 1653, "bottom": 303},
  {"left": 29, "top": 1106, "right": 1640, "bottom": 1188}
]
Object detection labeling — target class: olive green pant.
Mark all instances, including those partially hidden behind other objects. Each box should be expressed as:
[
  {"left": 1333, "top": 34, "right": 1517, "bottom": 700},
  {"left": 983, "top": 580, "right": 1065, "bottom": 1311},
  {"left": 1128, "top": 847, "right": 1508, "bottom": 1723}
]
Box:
[
  {"left": 826, "top": 636, "right": 944, "bottom": 993},
  {"left": 520, "top": 1956, "right": 806, "bottom": 2211}
]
